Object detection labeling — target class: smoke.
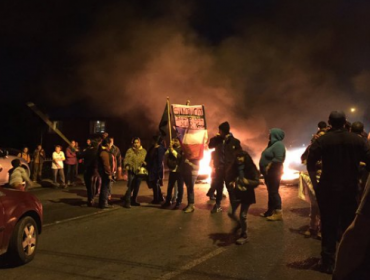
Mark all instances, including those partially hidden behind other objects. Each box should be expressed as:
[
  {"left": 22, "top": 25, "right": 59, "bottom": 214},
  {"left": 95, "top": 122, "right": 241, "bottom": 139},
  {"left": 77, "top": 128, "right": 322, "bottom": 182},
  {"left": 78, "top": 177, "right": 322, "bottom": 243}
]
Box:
[{"left": 48, "top": 0, "right": 370, "bottom": 157}]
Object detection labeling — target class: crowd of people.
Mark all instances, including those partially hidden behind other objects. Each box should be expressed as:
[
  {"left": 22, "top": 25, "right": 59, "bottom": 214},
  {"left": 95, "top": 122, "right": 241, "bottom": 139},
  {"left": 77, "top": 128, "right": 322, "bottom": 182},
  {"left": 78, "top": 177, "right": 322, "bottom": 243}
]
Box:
[{"left": 6, "top": 110, "right": 370, "bottom": 279}]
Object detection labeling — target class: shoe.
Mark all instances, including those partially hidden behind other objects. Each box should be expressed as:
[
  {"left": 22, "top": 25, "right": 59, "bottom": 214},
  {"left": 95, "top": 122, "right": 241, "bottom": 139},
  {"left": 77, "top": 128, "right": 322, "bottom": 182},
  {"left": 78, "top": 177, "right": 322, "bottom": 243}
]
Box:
[
  {"left": 316, "top": 231, "right": 322, "bottom": 240},
  {"left": 266, "top": 210, "right": 283, "bottom": 221},
  {"left": 236, "top": 234, "right": 248, "bottom": 245},
  {"left": 123, "top": 202, "right": 131, "bottom": 208},
  {"left": 260, "top": 211, "right": 273, "bottom": 218},
  {"left": 161, "top": 202, "right": 172, "bottom": 208},
  {"left": 317, "top": 259, "right": 334, "bottom": 274},
  {"left": 131, "top": 201, "right": 141, "bottom": 206},
  {"left": 173, "top": 202, "right": 180, "bottom": 209},
  {"left": 304, "top": 229, "right": 319, "bottom": 238},
  {"left": 211, "top": 204, "right": 222, "bottom": 213},
  {"left": 206, "top": 192, "right": 216, "bottom": 201},
  {"left": 87, "top": 201, "right": 94, "bottom": 207},
  {"left": 183, "top": 204, "right": 195, "bottom": 213}
]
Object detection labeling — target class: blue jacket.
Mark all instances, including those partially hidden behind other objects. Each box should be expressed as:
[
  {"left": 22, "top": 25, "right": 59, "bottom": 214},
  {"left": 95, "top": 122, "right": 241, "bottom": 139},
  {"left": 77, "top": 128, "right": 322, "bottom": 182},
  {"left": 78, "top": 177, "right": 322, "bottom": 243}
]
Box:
[{"left": 259, "top": 128, "right": 286, "bottom": 174}]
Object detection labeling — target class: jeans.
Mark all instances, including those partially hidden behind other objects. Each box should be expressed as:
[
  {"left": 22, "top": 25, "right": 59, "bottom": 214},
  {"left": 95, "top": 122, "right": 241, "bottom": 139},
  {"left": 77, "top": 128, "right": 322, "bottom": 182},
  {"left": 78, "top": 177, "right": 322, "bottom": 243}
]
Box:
[
  {"left": 182, "top": 171, "right": 197, "bottom": 204},
  {"left": 125, "top": 172, "right": 142, "bottom": 203},
  {"left": 53, "top": 168, "right": 65, "bottom": 185},
  {"left": 263, "top": 163, "right": 283, "bottom": 211},
  {"left": 99, "top": 174, "right": 110, "bottom": 207},
  {"left": 165, "top": 172, "right": 184, "bottom": 204},
  {"left": 66, "top": 164, "right": 77, "bottom": 183},
  {"left": 230, "top": 201, "right": 251, "bottom": 235},
  {"left": 147, "top": 180, "right": 164, "bottom": 202},
  {"left": 84, "top": 171, "right": 101, "bottom": 202},
  {"left": 32, "top": 162, "right": 43, "bottom": 181}
]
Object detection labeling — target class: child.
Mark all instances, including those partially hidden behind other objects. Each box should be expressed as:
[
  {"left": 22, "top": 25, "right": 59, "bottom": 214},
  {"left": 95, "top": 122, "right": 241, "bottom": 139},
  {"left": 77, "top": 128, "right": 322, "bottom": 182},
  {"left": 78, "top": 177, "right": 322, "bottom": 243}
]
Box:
[{"left": 228, "top": 150, "right": 260, "bottom": 245}]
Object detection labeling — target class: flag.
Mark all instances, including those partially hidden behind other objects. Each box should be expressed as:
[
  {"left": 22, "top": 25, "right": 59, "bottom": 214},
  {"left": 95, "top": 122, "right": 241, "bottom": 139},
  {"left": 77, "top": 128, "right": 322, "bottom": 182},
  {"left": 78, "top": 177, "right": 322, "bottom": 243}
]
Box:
[
  {"left": 158, "top": 103, "right": 169, "bottom": 137},
  {"left": 176, "top": 127, "right": 207, "bottom": 160}
]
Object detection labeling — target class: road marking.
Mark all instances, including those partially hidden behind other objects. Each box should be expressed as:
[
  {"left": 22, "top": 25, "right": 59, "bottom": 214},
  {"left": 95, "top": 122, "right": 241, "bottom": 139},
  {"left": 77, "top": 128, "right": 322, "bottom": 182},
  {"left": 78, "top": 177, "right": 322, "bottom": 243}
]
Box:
[
  {"left": 157, "top": 247, "right": 227, "bottom": 280},
  {"left": 43, "top": 208, "right": 118, "bottom": 228}
]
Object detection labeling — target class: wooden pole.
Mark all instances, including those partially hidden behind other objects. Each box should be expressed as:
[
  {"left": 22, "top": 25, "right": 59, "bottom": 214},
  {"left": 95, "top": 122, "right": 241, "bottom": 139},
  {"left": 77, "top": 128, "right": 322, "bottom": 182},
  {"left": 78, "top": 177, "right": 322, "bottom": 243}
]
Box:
[
  {"left": 27, "top": 102, "right": 72, "bottom": 146},
  {"left": 166, "top": 97, "right": 172, "bottom": 141}
]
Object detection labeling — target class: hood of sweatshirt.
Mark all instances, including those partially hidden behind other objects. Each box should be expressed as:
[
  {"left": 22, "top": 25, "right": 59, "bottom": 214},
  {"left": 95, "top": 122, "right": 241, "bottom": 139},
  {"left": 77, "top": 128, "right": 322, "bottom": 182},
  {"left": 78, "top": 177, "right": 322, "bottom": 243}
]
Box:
[{"left": 270, "top": 128, "right": 285, "bottom": 145}]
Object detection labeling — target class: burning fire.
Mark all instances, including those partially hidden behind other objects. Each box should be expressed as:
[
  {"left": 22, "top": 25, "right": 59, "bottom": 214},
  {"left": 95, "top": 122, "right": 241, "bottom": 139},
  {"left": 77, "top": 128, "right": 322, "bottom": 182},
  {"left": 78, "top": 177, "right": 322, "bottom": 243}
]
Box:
[
  {"left": 197, "top": 146, "right": 306, "bottom": 183},
  {"left": 198, "top": 148, "right": 214, "bottom": 183},
  {"left": 281, "top": 147, "right": 306, "bottom": 181}
]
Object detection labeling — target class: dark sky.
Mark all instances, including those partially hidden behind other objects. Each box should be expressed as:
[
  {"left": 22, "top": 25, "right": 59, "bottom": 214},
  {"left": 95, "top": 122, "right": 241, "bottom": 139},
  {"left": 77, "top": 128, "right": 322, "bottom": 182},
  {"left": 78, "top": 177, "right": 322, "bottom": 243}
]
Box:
[{"left": 2, "top": 0, "right": 370, "bottom": 153}]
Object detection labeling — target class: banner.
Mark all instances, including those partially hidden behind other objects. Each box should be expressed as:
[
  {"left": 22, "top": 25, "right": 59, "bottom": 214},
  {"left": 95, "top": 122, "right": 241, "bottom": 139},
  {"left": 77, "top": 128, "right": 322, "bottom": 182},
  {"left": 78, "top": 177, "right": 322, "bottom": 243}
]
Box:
[{"left": 171, "top": 104, "right": 207, "bottom": 160}]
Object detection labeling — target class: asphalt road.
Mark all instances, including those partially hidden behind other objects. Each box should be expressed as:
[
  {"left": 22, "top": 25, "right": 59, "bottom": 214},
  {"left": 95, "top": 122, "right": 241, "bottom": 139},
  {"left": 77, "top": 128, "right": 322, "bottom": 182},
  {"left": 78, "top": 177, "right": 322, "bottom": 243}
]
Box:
[{"left": 0, "top": 178, "right": 332, "bottom": 280}]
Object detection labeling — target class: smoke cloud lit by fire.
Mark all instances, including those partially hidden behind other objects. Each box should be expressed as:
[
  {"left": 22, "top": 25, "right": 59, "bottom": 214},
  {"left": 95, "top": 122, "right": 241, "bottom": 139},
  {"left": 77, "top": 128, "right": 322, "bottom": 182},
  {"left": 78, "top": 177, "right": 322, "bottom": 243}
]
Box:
[{"left": 46, "top": 0, "right": 370, "bottom": 157}]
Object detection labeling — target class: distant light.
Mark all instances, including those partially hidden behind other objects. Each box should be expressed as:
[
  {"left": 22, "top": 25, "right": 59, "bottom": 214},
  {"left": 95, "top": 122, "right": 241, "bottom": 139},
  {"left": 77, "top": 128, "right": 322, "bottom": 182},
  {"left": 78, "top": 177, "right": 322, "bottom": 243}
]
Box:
[{"left": 350, "top": 108, "right": 356, "bottom": 113}]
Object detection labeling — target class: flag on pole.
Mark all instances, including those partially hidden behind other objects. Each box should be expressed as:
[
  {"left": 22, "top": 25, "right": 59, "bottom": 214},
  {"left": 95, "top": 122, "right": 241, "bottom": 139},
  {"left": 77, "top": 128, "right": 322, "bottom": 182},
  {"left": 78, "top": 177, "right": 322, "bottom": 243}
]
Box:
[
  {"left": 158, "top": 103, "right": 169, "bottom": 137},
  {"left": 171, "top": 104, "right": 207, "bottom": 160}
]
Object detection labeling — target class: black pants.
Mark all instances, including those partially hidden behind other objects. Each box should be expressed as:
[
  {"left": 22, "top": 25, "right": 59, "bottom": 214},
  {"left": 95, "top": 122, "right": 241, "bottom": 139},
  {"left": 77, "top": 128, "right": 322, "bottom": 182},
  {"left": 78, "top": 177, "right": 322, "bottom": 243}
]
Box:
[
  {"left": 316, "top": 187, "right": 358, "bottom": 265},
  {"left": 66, "top": 164, "right": 77, "bottom": 183},
  {"left": 84, "top": 171, "right": 101, "bottom": 202},
  {"left": 32, "top": 162, "right": 43, "bottom": 181},
  {"left": 99, "top": 174, "right": 110, "bottom": 207},
  {"left": 213, "top": 168, "right": 235, "bottom": 206},
  {"left": 165, "top": 172, "right": 184, "bottom": 204},
  {"left": 147, "top": 180, "right": 164, "bottom": 202}
]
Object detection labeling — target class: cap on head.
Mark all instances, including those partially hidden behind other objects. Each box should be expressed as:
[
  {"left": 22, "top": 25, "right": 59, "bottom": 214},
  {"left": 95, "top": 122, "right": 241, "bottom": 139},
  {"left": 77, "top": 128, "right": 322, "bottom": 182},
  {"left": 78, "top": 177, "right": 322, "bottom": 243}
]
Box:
[
  {"left": 328, "top": 111, "right": 346, "bottom": 128},
  {"left": 218, "top": 121, "right": 230, "bottom": 134}
]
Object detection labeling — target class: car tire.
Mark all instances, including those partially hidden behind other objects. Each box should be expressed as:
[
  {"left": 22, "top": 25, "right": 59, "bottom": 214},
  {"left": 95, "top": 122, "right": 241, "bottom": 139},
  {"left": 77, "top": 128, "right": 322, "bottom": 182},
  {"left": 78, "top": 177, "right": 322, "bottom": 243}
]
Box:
[{"left": 8, "top": 216, "right": 38, "bottom": 265}]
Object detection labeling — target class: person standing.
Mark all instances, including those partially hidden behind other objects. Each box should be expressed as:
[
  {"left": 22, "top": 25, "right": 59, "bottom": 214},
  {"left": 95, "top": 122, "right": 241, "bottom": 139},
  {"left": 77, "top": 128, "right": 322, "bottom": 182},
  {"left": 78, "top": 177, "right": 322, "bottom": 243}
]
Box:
[
  {"left": 146, "top": 135, "right": 166, "bottom": 204},
  {"left": 259, "top": 128, "right": 286, "bottom": 221},
  {"left": 123, "top": 137, "right": 147, "bottom": 208},
  {"left": 228, "top": 150, "right": 260, "bottom": 244},
  {"left": 52, "top": 145, "right": 66, "bottom": 188},
  {"left": 109, "top": 137, "right": 121, "bottom": 199},
  {"left": 307, "top": 111, "right": 370, "bottom": 274},
  {"left": 208, "top": 121, "right": 242, "bottom": 213},
  {"left": 18, "top": 147, "right": 31, "bottom": 164},
  {"left": 65, "top": 140, "right": 78, "bottom": 186},
  {"left": 162, "top": 137, "right": 184, "bottom": 208},
  {"left": 32, "top": 144, "right": 45, "bottom": 182},
  {"left": 81, "top": 139, "right": 100, "bottom": 206},
  {"left": 97, "top": 138, "right": 114, "bottom": 209}
]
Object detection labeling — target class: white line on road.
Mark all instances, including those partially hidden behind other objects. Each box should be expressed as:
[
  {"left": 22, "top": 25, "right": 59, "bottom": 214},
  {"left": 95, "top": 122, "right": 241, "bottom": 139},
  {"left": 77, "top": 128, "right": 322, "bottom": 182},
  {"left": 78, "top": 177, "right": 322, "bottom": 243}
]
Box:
[{"left": 157, "top": 247, "right": 227, "bottom": 280}]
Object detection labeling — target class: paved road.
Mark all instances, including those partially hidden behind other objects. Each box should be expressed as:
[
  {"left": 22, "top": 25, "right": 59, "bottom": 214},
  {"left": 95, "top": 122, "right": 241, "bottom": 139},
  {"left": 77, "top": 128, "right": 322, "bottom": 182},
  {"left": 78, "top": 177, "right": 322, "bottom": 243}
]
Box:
[{"left": 0, "top": 179, "right": 332, "bottom": 280}]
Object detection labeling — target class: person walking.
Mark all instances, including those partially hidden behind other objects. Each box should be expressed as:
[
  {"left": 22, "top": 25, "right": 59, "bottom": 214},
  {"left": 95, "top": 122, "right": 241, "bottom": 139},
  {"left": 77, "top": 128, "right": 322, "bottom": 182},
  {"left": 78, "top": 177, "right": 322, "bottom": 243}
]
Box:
[
  {"left": 228, "top": 150, "right": 260, "bottom": 244},
  {"left": 259, "top": 128, "right": 286, "bottom": 221}
]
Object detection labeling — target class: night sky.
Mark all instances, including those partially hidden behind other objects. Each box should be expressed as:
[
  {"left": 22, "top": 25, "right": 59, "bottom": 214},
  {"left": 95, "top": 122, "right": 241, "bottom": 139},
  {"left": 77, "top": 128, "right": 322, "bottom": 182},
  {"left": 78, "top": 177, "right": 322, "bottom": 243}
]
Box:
[{"left": 2, "top": 0, "right": 370, "bottom": 154}]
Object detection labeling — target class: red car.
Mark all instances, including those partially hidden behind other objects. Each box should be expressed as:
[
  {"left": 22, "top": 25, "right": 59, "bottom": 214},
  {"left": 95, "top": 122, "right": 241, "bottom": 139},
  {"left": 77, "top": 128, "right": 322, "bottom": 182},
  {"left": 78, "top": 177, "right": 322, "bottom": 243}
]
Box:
[{"left": 0, "top": 187, "right": 43, "bottom": 265}]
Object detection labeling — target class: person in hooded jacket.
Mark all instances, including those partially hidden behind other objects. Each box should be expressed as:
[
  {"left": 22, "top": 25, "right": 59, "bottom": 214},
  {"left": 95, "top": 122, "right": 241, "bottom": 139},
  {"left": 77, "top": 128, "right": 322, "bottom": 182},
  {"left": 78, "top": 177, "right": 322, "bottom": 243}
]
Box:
[
  {"left": 228, "top": 150, "right": 260, "bottom": 245},
  {"left": 259, "top": 128, "right": 286, "bottom": 221}
]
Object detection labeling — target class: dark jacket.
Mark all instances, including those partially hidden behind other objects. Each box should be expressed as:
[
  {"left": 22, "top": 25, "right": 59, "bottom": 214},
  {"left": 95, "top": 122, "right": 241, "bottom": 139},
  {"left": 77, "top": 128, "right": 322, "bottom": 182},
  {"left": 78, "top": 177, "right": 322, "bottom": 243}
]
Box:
[
  {"left": 208, "top": 133, "right": 242, "bottom": 170},
  {"left": 231, "top": 151, "right": 260, "bottom": 204},
  {"left": 307, "top": 128, "right": 370, "bottom": 192},
  {"left": 81, "top": 146, "right": 99, "bottom": 174},
  {"left": 146, "top": 144, "right": 166, "bottom": 182},
  {"left": 259, "top": 128, "right": 286, "bottom": 175}
]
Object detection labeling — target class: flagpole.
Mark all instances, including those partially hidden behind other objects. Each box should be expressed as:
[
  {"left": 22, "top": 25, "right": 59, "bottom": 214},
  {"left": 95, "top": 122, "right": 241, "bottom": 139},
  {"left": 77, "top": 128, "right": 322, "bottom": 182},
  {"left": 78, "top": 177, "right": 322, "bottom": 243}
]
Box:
[{"left": 166, "top": 97, "right": 172, "bottom": 141}]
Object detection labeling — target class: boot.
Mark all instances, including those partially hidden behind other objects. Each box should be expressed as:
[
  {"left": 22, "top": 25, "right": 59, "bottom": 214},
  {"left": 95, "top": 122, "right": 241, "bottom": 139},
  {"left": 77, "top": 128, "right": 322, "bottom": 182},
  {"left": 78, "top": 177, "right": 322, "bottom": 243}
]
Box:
[
  {"left": 183, "top": 204, "right": 195, "bottom": 213},
  {"left": 266, "top": 209, "right": 283, "bottom": 221}
]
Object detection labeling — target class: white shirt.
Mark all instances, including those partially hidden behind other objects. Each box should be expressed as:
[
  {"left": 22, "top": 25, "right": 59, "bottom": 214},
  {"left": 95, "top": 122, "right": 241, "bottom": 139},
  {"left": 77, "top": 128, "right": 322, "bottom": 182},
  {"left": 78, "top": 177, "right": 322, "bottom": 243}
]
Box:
[{"left": 52, "top": 151, "right": 65, "bottom": 169}]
